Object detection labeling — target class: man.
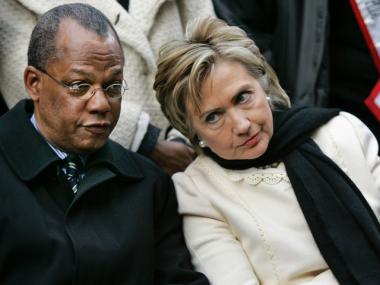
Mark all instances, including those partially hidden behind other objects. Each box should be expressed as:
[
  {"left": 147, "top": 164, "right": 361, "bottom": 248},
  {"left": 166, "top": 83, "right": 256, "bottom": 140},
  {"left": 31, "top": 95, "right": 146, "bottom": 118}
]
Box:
[
  {"left": 0, "top": 0, "right": 216, "bottom": 175},
  {"left": 0, "top": 4, "right": 209, "bottom": 285}
]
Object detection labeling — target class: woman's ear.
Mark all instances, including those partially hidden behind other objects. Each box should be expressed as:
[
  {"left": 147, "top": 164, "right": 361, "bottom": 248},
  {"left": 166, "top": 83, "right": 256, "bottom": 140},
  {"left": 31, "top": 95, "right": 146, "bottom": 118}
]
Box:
[{"left": 24, "top": 66, "right": 42, "bottom": 102}]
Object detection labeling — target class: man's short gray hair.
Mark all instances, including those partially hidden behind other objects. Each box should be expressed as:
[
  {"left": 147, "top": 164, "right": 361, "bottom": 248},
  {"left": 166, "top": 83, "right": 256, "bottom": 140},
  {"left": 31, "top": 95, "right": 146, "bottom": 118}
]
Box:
[{"left": 27, "top": 3, "right": 122, "bottom": 71}]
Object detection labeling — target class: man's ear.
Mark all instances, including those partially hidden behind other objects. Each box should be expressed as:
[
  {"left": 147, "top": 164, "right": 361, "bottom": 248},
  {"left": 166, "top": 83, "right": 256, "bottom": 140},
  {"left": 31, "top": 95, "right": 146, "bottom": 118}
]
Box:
[{"left": 24, "top": 66, "right": 42, "bottom": 102}]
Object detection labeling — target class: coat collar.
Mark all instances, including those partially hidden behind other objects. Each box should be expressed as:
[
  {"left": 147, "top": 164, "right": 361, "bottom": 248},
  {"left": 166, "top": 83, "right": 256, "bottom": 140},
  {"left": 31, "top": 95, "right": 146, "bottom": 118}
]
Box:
[
  {"left": 0, "top": 99, "right": 143, "bottom": 181},
  {"left": 85, "top": 139, "right": 144, "bottom": 179},
  {"left": 17, "top": 0, "right": 169, "bottom": 72},
  {"left": 0, "top": 100, "right": 60, "bottom": 181},
  {"left": 128, "top": 0, "right": 168, "bottom": 34}
]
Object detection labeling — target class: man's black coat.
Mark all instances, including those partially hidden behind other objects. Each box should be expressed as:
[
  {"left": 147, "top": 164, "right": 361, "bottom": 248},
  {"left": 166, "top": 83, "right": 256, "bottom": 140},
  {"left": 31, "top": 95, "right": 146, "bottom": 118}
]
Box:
[{"left": 0, "top": 99, "right": 208, "bottom": 285}]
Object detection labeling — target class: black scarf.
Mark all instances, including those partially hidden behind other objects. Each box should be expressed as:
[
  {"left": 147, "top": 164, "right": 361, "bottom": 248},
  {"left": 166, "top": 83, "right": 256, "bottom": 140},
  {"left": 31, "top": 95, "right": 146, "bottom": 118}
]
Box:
[{"left": 204, "top": 106, "right": 380, "bottom": 284}]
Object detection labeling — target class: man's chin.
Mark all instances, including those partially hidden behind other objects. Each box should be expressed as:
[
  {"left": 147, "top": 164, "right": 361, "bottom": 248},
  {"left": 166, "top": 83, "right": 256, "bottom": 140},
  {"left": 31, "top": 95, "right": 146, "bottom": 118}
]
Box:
[{"left": 70, "top": 139, "right": 108, "bottom": 155}]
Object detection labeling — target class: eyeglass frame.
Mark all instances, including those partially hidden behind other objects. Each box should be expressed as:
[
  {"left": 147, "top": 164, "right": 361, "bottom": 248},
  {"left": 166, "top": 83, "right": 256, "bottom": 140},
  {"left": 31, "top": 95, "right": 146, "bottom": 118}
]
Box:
[{"left": 37, "top": 68, "right": 128, "bottom": 101}]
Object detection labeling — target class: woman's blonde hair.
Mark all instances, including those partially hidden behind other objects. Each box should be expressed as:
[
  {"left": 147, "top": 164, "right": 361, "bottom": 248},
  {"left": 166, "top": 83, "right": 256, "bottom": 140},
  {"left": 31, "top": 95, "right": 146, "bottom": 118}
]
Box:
[{"left": 154, "top": 17, "right": 290, "bottom": 151}]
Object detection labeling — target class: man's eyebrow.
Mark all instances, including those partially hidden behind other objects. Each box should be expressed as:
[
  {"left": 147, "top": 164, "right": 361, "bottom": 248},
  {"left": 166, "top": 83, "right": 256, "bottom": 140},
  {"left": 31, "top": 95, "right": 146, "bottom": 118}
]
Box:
[
  {"left": 110, "top": 68, "right": 123, "bottom": 76},
  {"left": 68, "top": 69, "right": 95, "bottom": 80},
  {"left": 67, "top": 67, "right": 123, "bottom": 80}
]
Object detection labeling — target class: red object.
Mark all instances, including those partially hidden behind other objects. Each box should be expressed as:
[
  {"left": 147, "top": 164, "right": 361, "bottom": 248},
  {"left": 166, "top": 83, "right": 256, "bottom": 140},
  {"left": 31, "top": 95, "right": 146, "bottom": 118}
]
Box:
[
  {"left": 349, "top": 0, "right": 380, "bottom": 73},
  {"left": 365, "top": 80, "right": 380, "bottom": 122},
  {"left": 349, "top": 0, "right": 380, "bottom": 122}
]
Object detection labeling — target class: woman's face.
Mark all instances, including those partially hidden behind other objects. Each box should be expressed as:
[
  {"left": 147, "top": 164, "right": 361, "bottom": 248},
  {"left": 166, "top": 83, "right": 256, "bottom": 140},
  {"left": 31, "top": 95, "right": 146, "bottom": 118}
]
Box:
[{"left": 189, "top": 60, "right": 273, "bottom": 160}]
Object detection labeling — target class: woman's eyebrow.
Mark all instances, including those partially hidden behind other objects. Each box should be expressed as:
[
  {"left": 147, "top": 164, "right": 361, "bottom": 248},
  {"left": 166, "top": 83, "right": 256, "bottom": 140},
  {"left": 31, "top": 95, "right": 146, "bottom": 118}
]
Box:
[
  {"left": 232, "top": 84, "right": 252, "bottom": 97},
  {"left": 199, "top": 107, "right": 223, "bottom": 121}
]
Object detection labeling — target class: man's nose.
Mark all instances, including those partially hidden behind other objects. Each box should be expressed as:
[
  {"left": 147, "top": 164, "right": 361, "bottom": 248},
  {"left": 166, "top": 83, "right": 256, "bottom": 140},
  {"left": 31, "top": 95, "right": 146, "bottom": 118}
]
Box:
[{"left": 87, "top": 88, "right": 112, "bottom": 114}]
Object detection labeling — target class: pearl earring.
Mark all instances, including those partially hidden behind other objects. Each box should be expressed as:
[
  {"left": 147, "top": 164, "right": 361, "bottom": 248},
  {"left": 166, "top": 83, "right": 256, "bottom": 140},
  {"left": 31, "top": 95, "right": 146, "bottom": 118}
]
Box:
[
  {"left": 266, "top": 96, "right": 271, "bottom": 101},
  {"left": 199, "top": 140, "right": 206, "bottom": 148}
]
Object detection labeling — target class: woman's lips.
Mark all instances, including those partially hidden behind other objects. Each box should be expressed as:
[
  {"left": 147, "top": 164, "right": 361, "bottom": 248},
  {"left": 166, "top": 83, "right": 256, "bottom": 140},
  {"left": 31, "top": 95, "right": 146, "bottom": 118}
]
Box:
[{"left": 240, "top": 132, "right": 260, "bottom": 148}]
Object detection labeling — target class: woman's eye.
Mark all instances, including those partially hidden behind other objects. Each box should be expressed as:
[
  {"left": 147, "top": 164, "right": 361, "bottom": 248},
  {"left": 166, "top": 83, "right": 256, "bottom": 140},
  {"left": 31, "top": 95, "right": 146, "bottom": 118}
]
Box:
[
  {"left": 68, "top": 83, "right": 90, "bottom": 94},
  {"left": 236, "top": 92, "right": 251, "bottom": 104},
  {"left": 205, "top": 112, "right": 220, "bottom": 124}
]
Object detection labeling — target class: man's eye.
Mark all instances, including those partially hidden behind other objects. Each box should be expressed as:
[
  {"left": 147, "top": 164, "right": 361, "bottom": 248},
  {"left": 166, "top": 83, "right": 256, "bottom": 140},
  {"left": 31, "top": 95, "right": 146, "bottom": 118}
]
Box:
[
  {"left": 106, "top": 83, "right": 122, "bottom": 97},
  {"left": 68, "top": 83, "right": 90, "bottom": 94},
  {"left": 205, "top": 112, "right": 221, "bottom": 124}
]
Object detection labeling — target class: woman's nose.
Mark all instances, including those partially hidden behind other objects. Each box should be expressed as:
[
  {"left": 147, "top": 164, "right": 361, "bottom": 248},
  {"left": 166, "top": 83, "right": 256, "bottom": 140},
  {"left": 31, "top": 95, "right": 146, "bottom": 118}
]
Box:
[{"left": 230, "top": 109, "right": 250, "bottom": 135}]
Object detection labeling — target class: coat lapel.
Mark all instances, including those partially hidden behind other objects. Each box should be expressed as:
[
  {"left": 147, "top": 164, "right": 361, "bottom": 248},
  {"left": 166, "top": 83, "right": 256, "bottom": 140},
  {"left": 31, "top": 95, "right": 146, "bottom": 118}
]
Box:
[
  {"left": 73, "top": 140, "right": 144, "bottom": 201},
  {"left": 0, "top": 100, "right": 60, "bottom": 181}
]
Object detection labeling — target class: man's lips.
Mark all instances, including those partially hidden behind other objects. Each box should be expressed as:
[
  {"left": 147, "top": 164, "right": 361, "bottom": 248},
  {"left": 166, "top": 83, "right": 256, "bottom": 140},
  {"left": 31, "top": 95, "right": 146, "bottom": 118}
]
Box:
[
  {"left": 83, "top": 122, "right": 111, "bottom": 134},
  {"left": 239, "top": 132, "right": 260, "bottom": 148}
]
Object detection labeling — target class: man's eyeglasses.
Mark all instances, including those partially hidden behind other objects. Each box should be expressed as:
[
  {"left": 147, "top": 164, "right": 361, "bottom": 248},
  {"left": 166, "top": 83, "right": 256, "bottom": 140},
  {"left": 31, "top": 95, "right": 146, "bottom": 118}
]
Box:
[{"left": 38, "top": 68, "right": 128, "bottom": 100}]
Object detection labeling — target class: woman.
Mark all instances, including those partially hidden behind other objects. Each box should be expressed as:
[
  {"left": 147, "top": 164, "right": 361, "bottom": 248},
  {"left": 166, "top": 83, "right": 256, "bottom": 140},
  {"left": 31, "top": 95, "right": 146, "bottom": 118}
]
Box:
[{"left": 154, "top": 17, "right": 380, "bottom": 285}]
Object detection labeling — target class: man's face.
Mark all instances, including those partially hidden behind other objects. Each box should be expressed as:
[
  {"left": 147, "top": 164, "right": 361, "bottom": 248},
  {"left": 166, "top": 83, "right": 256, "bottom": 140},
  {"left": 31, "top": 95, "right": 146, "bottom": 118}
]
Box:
[{"left": 32, "top": 19, "right": 123, "bottom": 154}]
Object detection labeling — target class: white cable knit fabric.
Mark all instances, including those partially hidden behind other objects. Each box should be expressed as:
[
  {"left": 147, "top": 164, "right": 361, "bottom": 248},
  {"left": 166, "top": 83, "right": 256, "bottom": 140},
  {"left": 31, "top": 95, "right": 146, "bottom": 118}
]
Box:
[{"left": 0, "top": 0, "right": 215, "bottom": 150}]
